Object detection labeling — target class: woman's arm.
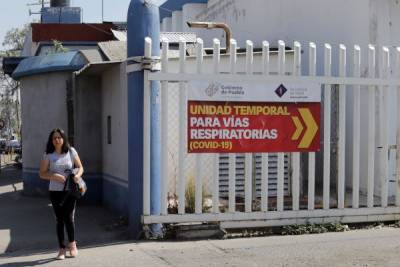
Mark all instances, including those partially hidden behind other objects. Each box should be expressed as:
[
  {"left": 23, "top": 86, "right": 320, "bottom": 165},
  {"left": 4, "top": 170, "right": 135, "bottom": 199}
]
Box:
[
  {"left": 39, "top": 159, "right": 66, "bottom": 183},
  {"left": 73, "top": 154, "right": 84, "bottom": 183}
]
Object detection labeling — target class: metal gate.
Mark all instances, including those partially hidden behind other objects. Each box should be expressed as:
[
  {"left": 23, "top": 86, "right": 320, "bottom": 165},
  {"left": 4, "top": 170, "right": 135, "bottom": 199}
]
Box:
[{"left": 141, "top": 37, "right": 400, "bottom": 228}]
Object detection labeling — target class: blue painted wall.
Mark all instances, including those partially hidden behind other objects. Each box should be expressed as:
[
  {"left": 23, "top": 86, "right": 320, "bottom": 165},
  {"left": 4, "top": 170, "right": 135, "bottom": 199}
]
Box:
[{"left": 160, "top": 0, "right": 207, "bottom": 20}]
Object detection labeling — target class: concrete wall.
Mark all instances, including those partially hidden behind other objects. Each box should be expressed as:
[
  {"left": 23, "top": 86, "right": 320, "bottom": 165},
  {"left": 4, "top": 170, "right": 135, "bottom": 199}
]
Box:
[
  {"left": 74, "top": 75, "right": 103, "bottom": 204},
  {"left": 20, "top": 72, "right": 70, "bottom": 195},
  {"left": 101, "top": 63, "right": 128, "bottom": 216},
  {"left": 19, "top": 63, "right": 128, "bottom": 211}
]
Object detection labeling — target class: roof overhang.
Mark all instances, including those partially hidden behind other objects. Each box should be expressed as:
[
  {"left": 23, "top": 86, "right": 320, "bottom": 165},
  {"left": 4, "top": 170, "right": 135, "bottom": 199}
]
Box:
[
  {"left": 12, "top": 51, "right": 87, "bottom": 80},
  {"left": 74, "top": 61, "right": 122, "bottom": 76}
]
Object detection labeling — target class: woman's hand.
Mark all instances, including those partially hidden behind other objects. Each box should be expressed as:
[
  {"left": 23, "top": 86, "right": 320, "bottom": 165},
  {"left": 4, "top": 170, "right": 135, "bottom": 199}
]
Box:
[
  {"left": 73, "top": 175, "right": 81, "bottom": 183},
  {"left": 53, "top": 173, "right": 66, "bottom": 183}
]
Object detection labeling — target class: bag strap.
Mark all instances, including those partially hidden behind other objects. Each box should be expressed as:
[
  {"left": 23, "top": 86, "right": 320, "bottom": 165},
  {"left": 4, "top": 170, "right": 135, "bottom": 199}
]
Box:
[
  {"left": 62, "top": 149, "right": 75, "bottom": 192},
  {"left": 63, "top": 177, "right": 68, "bottom": 191},
  {"left": 69, "top": 148, "right": 75, "bottom": 169}
]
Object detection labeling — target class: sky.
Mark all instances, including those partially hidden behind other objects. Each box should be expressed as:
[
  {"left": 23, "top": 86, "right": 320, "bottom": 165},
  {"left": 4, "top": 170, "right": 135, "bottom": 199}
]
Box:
[{"left": 0, "top": 0, "right": 132, "bottom": 50}]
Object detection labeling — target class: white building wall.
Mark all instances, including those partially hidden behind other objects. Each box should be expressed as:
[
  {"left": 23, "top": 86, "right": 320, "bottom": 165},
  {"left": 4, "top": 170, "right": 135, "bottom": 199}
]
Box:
[
  {"left": 182, "top": 3, "right": 215, "bottom": 46},
  {"left": 172, "top": 11, "right": 183, "bottom": 32},
  {"left": 162, "top": 17, "right": 172, "bottom": 32},
  {"left": 165, "top": 0, "right": 400, "bottom": 197},
  {"left": 101, "top": 63, "right": 128, "bottom": 186},
  {"left": 74, "top": 75, "right": 103, "bottom": 174},
  {"left": 21, "top": 72, "right": 70, "bottom": 171}
]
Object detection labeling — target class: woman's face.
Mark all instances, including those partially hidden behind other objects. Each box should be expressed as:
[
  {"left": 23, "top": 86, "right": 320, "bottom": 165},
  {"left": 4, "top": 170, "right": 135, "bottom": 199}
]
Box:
[{"left": 52, "top": 131, "right": 64, "bottom": 149}]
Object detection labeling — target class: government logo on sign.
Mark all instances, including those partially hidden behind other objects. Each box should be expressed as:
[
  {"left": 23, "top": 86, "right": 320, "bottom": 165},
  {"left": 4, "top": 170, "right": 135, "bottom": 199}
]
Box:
[
  {"left": 205, "top": 82, "right": 220, "bottom": 97},
  {"left": 275, "top": 84, "right": 287, "bottom": 98}
]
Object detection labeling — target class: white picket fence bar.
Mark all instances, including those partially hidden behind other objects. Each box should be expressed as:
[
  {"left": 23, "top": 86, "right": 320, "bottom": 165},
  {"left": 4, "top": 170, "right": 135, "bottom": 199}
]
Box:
[{"left": 142, "top": 37, "right": 400, "bottom": 228}]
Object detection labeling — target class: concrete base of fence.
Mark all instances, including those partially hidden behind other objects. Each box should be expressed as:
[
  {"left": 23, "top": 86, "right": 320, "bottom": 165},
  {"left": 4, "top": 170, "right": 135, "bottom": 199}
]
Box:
[{"left": 172, "top": 224, "right": 226, "bottom": 240}]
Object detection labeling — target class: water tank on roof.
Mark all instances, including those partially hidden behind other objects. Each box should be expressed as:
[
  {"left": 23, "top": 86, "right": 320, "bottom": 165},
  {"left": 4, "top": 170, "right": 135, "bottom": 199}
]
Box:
[
  {"left": 42, "top": 0, "right": 80, "bottom": 24},
  {"left": 50, "top": 0, "right": 70, "bottom": 7}
]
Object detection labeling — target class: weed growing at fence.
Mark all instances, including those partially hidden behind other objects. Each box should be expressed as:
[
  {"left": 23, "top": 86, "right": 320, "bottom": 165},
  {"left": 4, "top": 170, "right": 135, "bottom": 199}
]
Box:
[
  {"left": 185, "top": 175, "right": 210, "bottom": 213},
  {"left": 281, "top": 223, "right": 348, "bottom": 235}
]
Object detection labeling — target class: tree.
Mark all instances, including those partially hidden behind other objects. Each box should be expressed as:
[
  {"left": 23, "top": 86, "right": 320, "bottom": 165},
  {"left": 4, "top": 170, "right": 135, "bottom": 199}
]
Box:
[
  {"left": 0, "top": 24, "right": 29, "bottom": 139},
  {"left": 1, "top": 23, "right": 30, "bottom": 57}
]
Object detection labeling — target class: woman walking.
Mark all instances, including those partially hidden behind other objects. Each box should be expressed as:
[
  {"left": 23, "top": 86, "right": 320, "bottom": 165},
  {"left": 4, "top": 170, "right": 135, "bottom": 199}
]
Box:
[{"left": 39, "top": 128, "right": 84, "bottom": 260}]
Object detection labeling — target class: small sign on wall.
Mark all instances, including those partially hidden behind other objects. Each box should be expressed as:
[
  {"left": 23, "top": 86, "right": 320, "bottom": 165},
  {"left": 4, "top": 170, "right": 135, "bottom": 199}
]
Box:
[{"left": 187, "top": 81, "right": 321, "bottom": 102}]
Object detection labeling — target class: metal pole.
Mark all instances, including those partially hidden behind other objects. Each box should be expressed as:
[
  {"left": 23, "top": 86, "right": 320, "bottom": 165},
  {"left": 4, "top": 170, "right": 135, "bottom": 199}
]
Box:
[{"left": 127, "top": 0, "right": 161, "bottom": 239}]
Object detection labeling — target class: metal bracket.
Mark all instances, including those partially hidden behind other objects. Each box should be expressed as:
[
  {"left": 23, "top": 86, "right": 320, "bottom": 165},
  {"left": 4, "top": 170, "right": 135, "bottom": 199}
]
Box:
[{"left": 126, "top": 56, "right": 161, "bottom": 73}]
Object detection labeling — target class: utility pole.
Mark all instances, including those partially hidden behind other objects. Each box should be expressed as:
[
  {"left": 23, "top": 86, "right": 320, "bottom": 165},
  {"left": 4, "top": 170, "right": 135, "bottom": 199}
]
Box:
[{"left": 102, "top": 0, "right": 104, "bottom": 22}]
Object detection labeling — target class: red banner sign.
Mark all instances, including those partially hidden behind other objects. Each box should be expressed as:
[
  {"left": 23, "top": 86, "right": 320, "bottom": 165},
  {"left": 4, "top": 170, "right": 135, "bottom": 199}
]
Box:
[{"left": 188, "top": 101, "right": 320, "bottom": 153}]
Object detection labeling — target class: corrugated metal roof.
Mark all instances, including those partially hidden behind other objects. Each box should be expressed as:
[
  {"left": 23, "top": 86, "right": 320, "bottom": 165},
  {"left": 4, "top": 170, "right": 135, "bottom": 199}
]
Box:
[
  {"left": 110, "top": 30, "right": 197, "bottom": 43},
  {"left": 98, "top": 41, "right": 127, "bottom": 62},
  {"left": 12, "top": 51, "right": 87, "bottom": 79},
  {"left": 160, "top": 32, "right": 197, "bottom": 43},
  {"left": 79, "top": 49, "right": 106, "bottom": 63}
]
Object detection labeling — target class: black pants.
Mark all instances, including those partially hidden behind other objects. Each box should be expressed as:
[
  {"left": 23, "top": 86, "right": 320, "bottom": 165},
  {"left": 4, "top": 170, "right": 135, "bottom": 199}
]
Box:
[{"left": 49, "top": 191, "right": 77, "bottom": 249}]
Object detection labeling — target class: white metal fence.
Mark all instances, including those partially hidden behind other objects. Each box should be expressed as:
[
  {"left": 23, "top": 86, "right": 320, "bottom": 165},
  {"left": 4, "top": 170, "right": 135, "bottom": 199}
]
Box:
[{"left": 141, "top": 36, "right": 400, "bottom": 228}]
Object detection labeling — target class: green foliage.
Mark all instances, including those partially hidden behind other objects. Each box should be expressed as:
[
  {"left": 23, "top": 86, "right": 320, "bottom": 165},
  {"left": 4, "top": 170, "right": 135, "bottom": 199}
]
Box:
[
  {"left": 281, "top": 223, "right": 347, "bottom": 235},
  {"left": 393, "top": 221, "right": 400, "bottom": 228},
  {"left": 0, "top": 23, "right": 26, "bottom": 138},
  {"left": 185, "top": 175, "right": 210, "bottom": 213},
  {"left": 0, "top": 82, "right": 20, "bottom": 139},
  {"left": 2, "top": 24, "right": 30, "bottom": 56},
  {"left": 52, "top": 40, "right": 69, "bottom": 54}
]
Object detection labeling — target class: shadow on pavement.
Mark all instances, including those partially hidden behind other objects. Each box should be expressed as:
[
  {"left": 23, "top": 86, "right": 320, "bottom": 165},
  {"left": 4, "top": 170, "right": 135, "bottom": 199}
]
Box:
[
  {"left": 0, "top": 165, "right": 22, "bottom": 188},
  {"left": 2, "top": 257, "right": 58, "bottom": 267},
  {"left": 0, "top": 164, "right": 130, "bottom": 259}
]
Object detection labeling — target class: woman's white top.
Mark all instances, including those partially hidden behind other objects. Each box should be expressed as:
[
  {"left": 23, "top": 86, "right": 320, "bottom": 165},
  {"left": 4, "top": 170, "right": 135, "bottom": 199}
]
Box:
[{"left": 43, "top": 147, "right": 78, "bottom": 191}]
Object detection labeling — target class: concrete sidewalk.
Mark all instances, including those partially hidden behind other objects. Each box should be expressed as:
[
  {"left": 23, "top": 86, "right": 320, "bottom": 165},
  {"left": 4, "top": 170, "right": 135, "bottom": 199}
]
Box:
[
  {"left": 2, "top": 163, "right": 400, "bottom": 266},
  {"left": 0, "top": 164, "right": 129, "bottom": 257},
  {"left": 2, "top": 227, "right": 400, "bottom": 266}
]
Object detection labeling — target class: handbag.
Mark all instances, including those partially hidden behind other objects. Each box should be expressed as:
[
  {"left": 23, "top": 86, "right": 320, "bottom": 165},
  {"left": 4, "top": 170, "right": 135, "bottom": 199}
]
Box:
[{"left": 60, "top": 150, "right": 87, "bottom": 205}]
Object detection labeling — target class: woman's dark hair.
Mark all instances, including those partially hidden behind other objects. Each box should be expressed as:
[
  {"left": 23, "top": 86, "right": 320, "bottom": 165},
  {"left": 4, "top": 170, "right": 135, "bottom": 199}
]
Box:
[{"left": 45, "top": 128, "right": 70, "bottom": 154}]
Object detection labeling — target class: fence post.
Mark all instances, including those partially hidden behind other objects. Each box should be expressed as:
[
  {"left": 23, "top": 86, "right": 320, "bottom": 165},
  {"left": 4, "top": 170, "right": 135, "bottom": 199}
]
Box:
[
  {"left": 323, "top": 43, "right": 332, "bottom": 210},
  {"left": 396, "top": 47, "right": 400, "bottom": 207},
  {"left": 277, "top": 40, "right": 285, "bottom": 212},
  {"left": 380, "top": 46, "right": 390, "bottom": 208},
  {"left": 212, "top": 38, "right": 221, "bottom": 214},
  {"left": 292, "top": 41, "right": 301, "bottom": 211},
  {"left": 161, "top": 38, "right": 169, "bottom": 215},
  {"left": 308, "top": 42, "right": 316, "bottom": 210},
  {"left": 143, "top": 37, "right": 152, "bottom": 217},
  {"left": 229, "top": 38, "right": 237, "bottom": 213},
  {"left": 245, "top": 40, "right": 253, "bottom": 213},
  {"left": 178, "top": 38, "right": 187, "bottom": 215},
  {"left": 338, "top": 44, "right": 346, "bottom": 209},
  {"left": 367, "top": 45, "right": 376, "bottom": 208},
  {"left": 261, "top": 41, "right": 270, "bottom": 212},
  {"left": 195, "top": 38, "right": 204, "bottom": 214},
  {"left": 352, "top": 45, "right": 361, "bottom": 208}
]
